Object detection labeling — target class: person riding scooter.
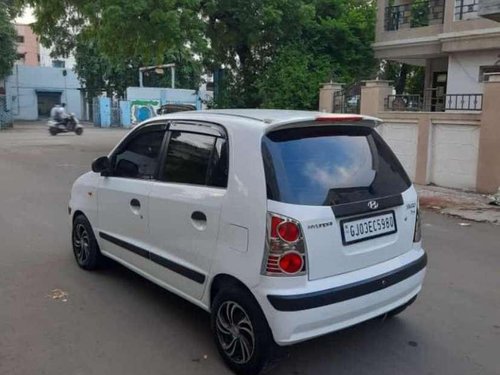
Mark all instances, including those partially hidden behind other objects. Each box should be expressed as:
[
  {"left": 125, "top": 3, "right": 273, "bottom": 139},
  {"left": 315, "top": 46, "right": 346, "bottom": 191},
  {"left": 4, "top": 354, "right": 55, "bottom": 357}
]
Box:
[
  {"left": 48, "top": 104, "right": 83, "bottom": 136},
  {"left": 50, "top": 103, "right": 69, "bottom": 129}
]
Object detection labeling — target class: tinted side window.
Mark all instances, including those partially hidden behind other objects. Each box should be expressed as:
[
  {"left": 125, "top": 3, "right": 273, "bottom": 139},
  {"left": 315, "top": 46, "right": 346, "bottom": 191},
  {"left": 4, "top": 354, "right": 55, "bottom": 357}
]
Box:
[
  {"left": 163, "top": 131, "right": 215, "bottom": 185},
  {"left": 162, "top": 131, "right": 228, "bottom": 188},
  {"left": 114, "top": 128, "right": 166, "bottom": 179}
]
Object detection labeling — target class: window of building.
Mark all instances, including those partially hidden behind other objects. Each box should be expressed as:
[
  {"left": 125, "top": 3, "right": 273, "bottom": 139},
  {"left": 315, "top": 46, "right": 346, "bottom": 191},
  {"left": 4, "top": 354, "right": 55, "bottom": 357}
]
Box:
[
  {"left": 16, "top": 53, "right": 26, "bottom": 63},
  {"left": 162, "top": 131, "right": 228, "bottom": 187},
  {"left": 52, "top": 60, "right": 65, "bottom": 68},
  {"left": 16, "top": 35, "right": 24, "bottom": 43},
  {"left": 454, "top": 0, "right": 479, "bottom": 21},
  {"left": 479, "top": 65, "right": 500, "bottom": 82}
]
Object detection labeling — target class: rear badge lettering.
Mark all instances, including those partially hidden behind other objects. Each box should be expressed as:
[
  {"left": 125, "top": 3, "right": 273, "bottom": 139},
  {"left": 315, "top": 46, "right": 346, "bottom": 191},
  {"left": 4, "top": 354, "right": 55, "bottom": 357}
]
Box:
[{"left": 308, "top": 221, "right": 333, "bottom": 230}]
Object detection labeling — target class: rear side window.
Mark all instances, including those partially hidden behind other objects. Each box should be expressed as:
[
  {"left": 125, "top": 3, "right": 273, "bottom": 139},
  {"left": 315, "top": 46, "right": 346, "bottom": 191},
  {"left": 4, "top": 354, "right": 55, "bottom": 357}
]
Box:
[
  {"left": 162, "top": 131, "right": 228, "bottom": 187},
  {"left": 262, "top": 126, "right": 411, "bottom": 206}
]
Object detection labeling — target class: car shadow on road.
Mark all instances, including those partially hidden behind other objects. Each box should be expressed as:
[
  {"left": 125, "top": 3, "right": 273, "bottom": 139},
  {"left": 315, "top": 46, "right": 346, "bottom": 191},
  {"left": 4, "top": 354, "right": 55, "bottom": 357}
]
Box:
[{"left": 93, "top": 259, "right": 423, "bottom": 375}]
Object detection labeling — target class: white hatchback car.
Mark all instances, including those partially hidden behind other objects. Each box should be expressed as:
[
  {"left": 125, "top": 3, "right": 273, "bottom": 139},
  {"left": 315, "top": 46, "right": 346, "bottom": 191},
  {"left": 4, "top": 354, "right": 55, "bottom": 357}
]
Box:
[{"left": 70, "top": 109, "right": 426, "bottom": 374}]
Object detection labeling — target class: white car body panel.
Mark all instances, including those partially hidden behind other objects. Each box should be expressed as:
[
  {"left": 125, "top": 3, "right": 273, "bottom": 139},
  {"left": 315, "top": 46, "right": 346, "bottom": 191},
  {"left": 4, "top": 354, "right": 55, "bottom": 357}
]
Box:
[
  {"left": 148, "top": 182, "right": 225, "bottom": 300},
  {"left": 69, "top": 110, "right": 426, "bottom": 345}
]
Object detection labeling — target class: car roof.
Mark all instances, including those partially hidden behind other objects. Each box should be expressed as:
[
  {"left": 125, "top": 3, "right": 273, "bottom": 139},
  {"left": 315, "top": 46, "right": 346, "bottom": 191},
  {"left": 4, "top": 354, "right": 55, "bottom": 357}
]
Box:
[{"left": 153, "top": 109, "right": 381, "bottom": 130}]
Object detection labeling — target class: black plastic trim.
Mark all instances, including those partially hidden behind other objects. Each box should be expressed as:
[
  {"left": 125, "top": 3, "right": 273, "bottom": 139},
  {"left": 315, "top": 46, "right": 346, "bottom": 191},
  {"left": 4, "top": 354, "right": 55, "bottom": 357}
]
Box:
[
  {"left": 267, "top": 252, "right": 427, "bottom": 312},
  {"left": 98, "top": 232, "right": 206, "bottom": 284},
  {"left": 332, "top": 194, "right": 404, "bottom": 218}
]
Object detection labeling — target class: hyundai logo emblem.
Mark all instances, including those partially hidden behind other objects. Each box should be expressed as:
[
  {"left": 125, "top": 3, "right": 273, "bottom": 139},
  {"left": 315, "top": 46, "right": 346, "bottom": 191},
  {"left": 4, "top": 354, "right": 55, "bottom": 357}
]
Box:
[{"left": 368, "top": 200, "right": 379, "bottom": 210}]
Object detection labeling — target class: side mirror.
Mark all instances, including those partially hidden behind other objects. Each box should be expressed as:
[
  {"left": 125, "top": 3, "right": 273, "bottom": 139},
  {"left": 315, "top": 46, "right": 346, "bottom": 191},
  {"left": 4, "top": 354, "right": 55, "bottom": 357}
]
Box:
[
  {"left": 92, "top": 156, "right": 111, "bottom": 175},
  {"left": 115, "top": 159, "right": 139, "bottom": 178}
]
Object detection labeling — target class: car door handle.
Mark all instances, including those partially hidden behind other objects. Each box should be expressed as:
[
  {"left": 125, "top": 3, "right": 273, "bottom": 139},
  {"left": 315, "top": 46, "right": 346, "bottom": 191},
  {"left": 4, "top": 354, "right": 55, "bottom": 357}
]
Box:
[
  {"left": 130, "top": 199, "right": 141, "bottom": 208},
  {"left": 191, "top": 211, "right": 207, "bottom": 222}
]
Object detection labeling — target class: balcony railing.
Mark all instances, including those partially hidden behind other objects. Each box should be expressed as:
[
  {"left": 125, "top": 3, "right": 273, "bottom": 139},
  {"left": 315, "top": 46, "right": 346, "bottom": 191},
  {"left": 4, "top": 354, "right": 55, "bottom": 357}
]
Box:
[
  {"left": 385, "top": 93, "right": 483, "bottom": 112},
  {"left": 385, "top": 0, "right": 445, "bottom": 31},
  {"left": 455, "top": 0, "right": 480, "bottom": 20}
]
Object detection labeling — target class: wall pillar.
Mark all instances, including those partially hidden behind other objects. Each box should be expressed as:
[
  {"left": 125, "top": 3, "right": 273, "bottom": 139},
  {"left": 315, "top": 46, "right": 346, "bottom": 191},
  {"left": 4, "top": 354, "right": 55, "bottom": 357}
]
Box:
[
  {"left": 476, "top": 73, "right": 500, "bottom": 193},
  {"left": 319, "top": 82, "right": 343, "bottom": 113},
  {"left": 360, "top": 80, "right": 393, "bottom": 117},
  {"left": 415, "top": 114, "right": 431, "bottom": 185}
]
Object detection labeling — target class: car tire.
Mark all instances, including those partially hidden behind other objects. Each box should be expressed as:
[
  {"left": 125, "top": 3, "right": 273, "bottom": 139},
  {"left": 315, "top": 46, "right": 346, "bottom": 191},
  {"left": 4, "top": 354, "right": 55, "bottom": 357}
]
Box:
[
  {"left": 211, "top": 286, "right": 276, "bottom": 375},
  {"left": 384, "top": 295, "right": 418, "bottom": 318},
  {"left": 72, "top": 215, "right": 105, "bottom": 270}
]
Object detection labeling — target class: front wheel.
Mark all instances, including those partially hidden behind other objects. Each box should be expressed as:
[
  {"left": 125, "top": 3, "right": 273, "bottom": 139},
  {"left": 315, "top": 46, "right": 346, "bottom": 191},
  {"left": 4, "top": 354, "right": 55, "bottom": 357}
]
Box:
[
  {"left": 211, "top": 287, "right": 276, "bottom": 375},
  {"left": 75, "top": 127, "right": 83, "bottom": 135},
  {"left": 72, "top": 215, "right": 105, "bottom": 270}
]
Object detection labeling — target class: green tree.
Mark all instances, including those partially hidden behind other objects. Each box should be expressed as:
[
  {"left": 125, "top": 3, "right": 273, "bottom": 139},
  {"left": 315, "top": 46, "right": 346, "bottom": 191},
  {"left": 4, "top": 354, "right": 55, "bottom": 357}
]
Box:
[
  {"left": 21, "top": 0, "right": 378, "bottom": 109},
  {"left": 0, "top": 4, "right": 17, "bottom": 80},
  {"left": 381, "top": 61, "right": 425, "bottom": 96},
  {"left": 257, "top": 46, "right": 334, "bottom": 109},
  {"left": 205, "top": 0, "right": 377, "bottom": 108}
]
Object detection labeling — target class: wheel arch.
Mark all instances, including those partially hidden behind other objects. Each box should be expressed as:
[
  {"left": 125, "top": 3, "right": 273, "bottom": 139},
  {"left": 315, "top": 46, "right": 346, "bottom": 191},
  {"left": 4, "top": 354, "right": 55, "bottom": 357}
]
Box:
[{"left": 209, "top": 273, "right": 255, "bottom": 309}]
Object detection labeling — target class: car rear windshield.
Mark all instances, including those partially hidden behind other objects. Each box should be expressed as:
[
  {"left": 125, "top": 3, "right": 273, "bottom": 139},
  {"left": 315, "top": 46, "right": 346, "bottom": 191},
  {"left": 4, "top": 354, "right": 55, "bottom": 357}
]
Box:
[{"left": 262, "top": 126, "right": 411, "bottom": 206}]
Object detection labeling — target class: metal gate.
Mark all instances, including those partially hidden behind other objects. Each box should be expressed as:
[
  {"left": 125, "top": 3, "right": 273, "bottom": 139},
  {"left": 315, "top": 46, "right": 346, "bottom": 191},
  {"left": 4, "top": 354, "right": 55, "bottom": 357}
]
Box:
[
  {"left": 92, "top": 97, "right": 101, "bottom": 126},
  {"left": 0, "top": 95, "right": 13, "bottom": 129},
  {"left": 110, "top": 99, "right": 121, "bottom": 127},
  {"left": 332, "top": 84, "right": 361, "bottom": 114}
]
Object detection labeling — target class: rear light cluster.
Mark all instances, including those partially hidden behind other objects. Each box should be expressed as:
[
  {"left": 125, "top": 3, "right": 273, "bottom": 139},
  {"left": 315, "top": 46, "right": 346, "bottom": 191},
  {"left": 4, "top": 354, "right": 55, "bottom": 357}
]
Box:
[{"left": 263, "top": 213, "right": 307, "bottom": 276}]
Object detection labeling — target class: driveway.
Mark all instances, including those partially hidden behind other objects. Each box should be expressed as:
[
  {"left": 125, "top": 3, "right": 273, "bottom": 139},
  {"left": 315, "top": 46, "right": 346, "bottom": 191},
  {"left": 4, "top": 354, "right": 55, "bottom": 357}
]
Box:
[{"left": 0, "top": 124, "right": 498, "bottom": 375}]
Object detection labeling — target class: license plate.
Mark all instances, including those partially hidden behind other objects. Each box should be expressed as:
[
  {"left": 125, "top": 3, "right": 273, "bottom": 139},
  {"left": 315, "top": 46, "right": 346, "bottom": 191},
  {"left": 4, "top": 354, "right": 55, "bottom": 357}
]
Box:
[{"left": 340, "top": 211, "right": 397, "bottom": 245}]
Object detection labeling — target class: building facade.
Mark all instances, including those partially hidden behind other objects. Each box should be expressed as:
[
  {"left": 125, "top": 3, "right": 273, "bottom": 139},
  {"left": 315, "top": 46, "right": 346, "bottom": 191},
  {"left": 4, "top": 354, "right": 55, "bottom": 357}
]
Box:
[
  {"left": 373, "top": 0, "right": 500, "bottom": 111},
  {"left": 5, "top": 65, "right": 83, "bottom": 120},
  {"left": 39, "top": 44, "right": 76, "bottom": 69},
  {"left": 14, "top": 24, "right": 39, "bottom": 66}
]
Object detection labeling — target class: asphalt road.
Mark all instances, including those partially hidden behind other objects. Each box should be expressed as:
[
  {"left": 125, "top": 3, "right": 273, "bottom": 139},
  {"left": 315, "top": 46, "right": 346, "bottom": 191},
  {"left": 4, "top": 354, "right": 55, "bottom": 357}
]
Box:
[{"left": 0, "top": 124, "right": 499, "bottom": 375}]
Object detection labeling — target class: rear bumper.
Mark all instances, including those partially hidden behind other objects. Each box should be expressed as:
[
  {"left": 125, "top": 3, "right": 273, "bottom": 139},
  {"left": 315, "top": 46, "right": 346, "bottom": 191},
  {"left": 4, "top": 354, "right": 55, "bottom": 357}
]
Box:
[{"left": 253, "top": 248, "right": 426, "bottom": 345}]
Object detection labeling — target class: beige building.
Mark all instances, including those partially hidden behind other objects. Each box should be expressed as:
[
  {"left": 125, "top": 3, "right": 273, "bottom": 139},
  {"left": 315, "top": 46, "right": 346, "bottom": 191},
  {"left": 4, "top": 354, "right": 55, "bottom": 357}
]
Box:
[
  {"left": 14, "top": 24, "right": 39, "bottom": 66},
  {"left": 373, "top": 0, "right": 500, "bottom": 111}
]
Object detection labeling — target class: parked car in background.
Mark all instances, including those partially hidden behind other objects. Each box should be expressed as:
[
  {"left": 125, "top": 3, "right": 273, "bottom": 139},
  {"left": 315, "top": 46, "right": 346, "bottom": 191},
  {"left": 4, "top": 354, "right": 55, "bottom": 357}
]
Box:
[
  {"left": 156, "top": 103, "right": 196, "bottom": 115},
  {"left": 69, "top": 110, "right": 426, "bottom": 374}
]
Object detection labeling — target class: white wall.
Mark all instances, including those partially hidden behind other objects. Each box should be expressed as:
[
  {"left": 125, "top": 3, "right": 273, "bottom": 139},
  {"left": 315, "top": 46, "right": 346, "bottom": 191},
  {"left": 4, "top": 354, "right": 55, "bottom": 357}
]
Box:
[
  {"left": 5, "top": 65, "right": 82, "bottom": 120},
  {"left": 430, "top": 123, "right": 480, "bottom": 190},
  {"left": 377, "top": 121, "right": 418, "bottom": 181},
  {"left": 447, "top": 50, "right": 500, "bottom": 94},
  {"left": 39, "top": 45, "right": 76, "bottom": 69}
]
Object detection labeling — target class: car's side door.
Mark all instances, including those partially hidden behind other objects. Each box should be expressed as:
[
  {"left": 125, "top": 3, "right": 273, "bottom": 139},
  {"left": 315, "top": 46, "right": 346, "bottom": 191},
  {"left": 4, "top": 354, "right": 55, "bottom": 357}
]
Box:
[
  {"left": 96, "top": 123, "right": 168, "bottom": 268},
  {"left": 148, "top": 122, "right": 229, "bottom": 300}
]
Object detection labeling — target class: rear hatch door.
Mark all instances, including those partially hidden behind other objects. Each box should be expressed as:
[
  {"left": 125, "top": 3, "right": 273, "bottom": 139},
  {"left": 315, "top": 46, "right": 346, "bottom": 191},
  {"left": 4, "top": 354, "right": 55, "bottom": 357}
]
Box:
[{"left": 263, "top": 124, "right": 418, "bottom": 280}]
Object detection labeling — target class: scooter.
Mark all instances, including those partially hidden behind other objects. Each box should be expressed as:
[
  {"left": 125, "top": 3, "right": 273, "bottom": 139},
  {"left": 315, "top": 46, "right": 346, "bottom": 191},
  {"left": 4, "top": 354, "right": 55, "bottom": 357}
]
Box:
[{"left": 48, "top": 113, "right": 83, "bottom": 136}]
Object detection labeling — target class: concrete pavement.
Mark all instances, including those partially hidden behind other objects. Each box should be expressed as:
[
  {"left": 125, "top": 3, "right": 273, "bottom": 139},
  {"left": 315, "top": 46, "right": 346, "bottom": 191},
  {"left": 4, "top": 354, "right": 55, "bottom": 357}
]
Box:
[{"left": 0, "top": 124, "right": 499, "bottom": 375}]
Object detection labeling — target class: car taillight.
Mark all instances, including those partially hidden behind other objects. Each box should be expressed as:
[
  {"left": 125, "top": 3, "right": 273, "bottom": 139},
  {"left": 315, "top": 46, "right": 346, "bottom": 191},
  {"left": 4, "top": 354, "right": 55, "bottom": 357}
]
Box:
[
  {"left": 413, "top": 208, "right": 422, "bottom": 243},
  {"left": 263, "top": 213, "right": 307, "bottom": 276}
]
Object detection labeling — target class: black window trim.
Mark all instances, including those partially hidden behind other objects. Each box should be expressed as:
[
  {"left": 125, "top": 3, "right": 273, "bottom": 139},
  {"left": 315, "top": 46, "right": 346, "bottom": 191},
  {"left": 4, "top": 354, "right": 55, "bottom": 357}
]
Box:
[{"left": 157, "top": 120, "right": 229, "bottom": 189}]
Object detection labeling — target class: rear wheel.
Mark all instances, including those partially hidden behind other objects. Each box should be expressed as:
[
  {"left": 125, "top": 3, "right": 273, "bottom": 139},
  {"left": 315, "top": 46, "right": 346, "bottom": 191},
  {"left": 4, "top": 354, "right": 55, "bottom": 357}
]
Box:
[
  {"left": 211, "top": 287, "right": 276, "bottom": 375},
  {"left": 49, "top": 127, "right": 58, "bottom": 136},
  {"left": 72, "top": 215, "right": 104, "bottom": 270},
  {"left": 75, "top": 127, "right": 83, "bottom": 135}
]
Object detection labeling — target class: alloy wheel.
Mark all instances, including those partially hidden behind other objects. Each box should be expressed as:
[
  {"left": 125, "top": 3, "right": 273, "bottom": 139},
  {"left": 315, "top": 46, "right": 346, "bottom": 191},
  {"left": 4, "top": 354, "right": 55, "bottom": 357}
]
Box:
[
  {"left": 215, "top": 301, "right": 255, "bottom": 364},
  {"left": 73, "top": 223, "right": 90, "bottom": 264}
]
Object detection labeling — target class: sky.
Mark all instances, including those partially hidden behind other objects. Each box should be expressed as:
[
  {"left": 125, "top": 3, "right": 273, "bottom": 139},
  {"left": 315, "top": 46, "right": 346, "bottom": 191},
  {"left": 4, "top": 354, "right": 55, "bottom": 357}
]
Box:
[{"left": 15, "top": 7, "right": 36, "bottom": 24}]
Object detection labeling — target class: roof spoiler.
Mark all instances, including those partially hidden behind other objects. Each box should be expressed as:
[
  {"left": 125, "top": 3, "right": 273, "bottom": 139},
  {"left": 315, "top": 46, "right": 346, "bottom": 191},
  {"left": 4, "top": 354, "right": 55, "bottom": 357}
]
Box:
[{"left": 314, "top": 114, "right": 382, "bottom": 128}]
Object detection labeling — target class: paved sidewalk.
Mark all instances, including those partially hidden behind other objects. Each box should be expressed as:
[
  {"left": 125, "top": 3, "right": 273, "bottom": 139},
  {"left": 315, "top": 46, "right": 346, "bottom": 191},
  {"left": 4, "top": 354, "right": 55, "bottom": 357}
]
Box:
[{"left": 417, "top": 184, "right": 500, "bottom": 225}]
